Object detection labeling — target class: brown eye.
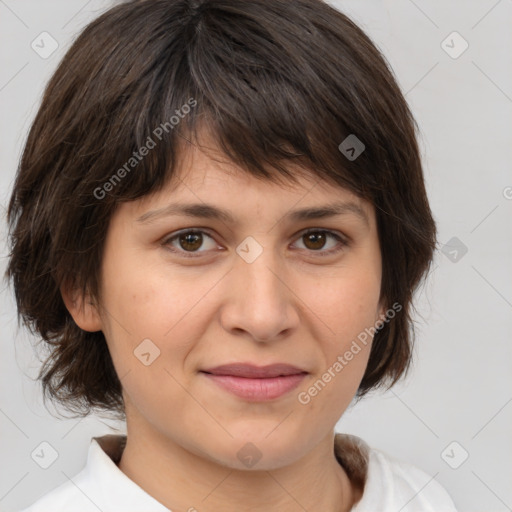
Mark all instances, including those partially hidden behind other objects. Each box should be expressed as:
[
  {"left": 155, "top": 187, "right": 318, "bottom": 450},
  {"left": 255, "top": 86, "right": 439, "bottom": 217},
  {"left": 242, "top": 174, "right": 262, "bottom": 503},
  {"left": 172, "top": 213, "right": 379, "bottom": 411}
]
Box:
[
  {"left": 162, "top": 228, "right": 348, "bottom": 260},
  {"left": 178, "top": 232, "right": 203, "bottom": 252},
  {"left": 293, "top": 229, "right": 348, "bottom": 257},
  {"left": 302, "top": 231, "right": 327, "bottom": 250},
  {"left": 162, "top": 229, "right": 218, "bottom": 257}
]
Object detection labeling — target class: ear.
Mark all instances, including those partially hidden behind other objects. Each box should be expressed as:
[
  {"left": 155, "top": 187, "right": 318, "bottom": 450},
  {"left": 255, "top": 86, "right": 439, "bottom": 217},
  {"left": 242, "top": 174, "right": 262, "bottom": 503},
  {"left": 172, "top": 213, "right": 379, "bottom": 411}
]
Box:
[{"left": 60, "top": 281, "right": 102, "bottom": 332}]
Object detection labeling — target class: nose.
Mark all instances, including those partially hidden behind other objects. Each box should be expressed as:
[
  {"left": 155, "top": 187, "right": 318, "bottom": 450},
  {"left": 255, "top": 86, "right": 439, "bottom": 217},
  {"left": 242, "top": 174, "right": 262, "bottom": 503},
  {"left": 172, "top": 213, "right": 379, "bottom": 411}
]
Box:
[{"left": 219, "top": 248, "right": 300, "bottom": 343}]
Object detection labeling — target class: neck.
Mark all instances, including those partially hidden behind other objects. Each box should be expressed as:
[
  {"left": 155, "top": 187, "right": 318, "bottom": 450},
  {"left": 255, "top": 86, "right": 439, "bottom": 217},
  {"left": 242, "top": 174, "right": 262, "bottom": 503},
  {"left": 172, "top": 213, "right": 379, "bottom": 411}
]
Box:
[{"left": 117, "top": 425, "right": 360, "bottom": 512}]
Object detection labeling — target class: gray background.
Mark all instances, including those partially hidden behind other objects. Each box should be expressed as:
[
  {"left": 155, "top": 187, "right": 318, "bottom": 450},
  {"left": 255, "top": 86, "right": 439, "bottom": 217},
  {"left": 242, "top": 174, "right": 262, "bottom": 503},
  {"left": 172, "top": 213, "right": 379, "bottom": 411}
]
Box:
[{"left": 1, "top": 1, "right": 511, "bottom": 511}]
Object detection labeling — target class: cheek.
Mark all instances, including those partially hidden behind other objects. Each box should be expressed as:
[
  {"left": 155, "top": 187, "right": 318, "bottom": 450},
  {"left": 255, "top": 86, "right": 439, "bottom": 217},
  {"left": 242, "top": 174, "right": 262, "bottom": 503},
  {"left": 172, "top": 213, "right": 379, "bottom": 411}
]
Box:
[
  {"left": 99, "top": 248, "right": 220, "bottom": 373},
  {"left": 99, "top": 260, "right": 204, "bottom": 423},
  {"left": 309, "top": 269, "right": 382, "bottom": 346},
  {"left": 101, "top": 242, "right": 183, "bottom": 334},
  {"left": 292, "top": 270, "right": 380, "bottom": 407}
]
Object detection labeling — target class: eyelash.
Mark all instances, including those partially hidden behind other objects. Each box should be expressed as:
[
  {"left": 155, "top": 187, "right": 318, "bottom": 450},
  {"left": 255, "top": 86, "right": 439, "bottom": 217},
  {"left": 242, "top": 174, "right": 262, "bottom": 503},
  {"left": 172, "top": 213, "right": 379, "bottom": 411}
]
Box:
[{"left": 161, "top": 228, "right": 348, "bottom": 259}]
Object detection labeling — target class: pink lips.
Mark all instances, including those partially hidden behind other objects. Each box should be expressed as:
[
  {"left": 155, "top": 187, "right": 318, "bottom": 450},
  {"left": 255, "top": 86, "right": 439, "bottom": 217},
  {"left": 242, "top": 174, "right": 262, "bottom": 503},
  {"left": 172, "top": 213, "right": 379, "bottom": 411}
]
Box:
[{"left": 201, "top": 363, "right": 308, "bottom": 401}]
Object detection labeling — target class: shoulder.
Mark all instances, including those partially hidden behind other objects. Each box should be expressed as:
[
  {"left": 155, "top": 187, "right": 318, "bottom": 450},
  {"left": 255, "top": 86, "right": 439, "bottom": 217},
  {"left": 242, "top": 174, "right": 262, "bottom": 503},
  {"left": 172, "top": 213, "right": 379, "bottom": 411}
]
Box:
[
  {"left": 17, "top": 435, "right": 169, "bottom": 512},
  {"left": 17, "top": 437, "right": 110, "bottom": 512},
  {"left": 358, "top": 446, "right": 458, "bottom": 511},
  {"left": 365, "top": 447, "right": 457, "bottom": 511},
  {"left": 20, "top": 438, "right": 107, "bottom": 512},
  {"left": 335, "top": 434, "right": 458, "bottom": 512},
  {"left": 17, "top": 473, "right": 99, "bottom": 512}
]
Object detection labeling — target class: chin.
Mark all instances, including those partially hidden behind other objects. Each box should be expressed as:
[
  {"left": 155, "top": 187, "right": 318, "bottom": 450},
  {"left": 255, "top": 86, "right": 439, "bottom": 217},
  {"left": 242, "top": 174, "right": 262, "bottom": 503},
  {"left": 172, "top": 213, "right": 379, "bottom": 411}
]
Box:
[{"left": 196, "top": 431, "right": 309, "bottom": 472}]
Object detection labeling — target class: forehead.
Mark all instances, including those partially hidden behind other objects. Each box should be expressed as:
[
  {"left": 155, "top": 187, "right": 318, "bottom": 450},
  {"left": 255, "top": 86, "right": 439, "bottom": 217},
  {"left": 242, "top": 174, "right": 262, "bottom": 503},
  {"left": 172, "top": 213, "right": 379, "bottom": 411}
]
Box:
[
  {"left": 144, "top": 138, "right": 374, "bottom": 218},
  {"left": 115, "top": 130, "right": 378, "bottom": 235}
]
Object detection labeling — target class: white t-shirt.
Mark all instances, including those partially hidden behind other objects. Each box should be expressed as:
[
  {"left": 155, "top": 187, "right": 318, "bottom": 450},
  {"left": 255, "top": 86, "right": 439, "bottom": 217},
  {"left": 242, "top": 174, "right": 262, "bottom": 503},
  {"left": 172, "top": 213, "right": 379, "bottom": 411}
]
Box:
[{"left": 18, "top": 433, "right": 457, "bottom": 511}]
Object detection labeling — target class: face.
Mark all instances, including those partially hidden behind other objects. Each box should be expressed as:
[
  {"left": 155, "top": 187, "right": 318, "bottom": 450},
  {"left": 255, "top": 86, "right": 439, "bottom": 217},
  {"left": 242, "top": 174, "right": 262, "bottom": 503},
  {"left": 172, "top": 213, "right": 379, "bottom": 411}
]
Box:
[{"left": 86, "top": 141, "right": 385, "bottom": 470}]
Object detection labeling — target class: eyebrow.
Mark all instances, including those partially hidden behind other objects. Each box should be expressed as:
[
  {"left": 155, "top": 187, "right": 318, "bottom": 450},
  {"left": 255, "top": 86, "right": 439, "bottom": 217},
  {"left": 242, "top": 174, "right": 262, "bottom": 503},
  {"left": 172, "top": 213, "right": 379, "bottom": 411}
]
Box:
[{"left": 136, "top": 201, "right": 369, "bottom": 227}]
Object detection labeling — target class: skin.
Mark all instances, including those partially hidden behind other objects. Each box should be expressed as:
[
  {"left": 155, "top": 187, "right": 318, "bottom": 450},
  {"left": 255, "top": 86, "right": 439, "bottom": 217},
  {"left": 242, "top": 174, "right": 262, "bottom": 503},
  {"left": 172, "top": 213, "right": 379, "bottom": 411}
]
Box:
[{"left": 63, "top": 136, "right": 386, "bottom": 512}]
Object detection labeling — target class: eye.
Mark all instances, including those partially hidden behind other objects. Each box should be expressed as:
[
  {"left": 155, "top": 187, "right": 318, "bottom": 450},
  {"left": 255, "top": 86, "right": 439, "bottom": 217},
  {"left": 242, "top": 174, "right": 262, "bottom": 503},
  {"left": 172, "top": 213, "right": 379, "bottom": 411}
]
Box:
[
  {"left": 162, "top": 229, "right": 219, "bottom": 257},
  {"left": 292, "top": 229, "right": 348, "bottom": 257},
  {"left": 162, "top": 228, "right": 348, "bottom": 258}
]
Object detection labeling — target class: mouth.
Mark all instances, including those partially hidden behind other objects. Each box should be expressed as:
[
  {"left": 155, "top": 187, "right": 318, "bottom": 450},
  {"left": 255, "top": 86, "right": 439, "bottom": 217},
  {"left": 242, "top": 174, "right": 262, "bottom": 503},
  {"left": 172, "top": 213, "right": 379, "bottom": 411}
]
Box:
[{"left": 200, "top": 363, "right": 308, "bottom": 402}]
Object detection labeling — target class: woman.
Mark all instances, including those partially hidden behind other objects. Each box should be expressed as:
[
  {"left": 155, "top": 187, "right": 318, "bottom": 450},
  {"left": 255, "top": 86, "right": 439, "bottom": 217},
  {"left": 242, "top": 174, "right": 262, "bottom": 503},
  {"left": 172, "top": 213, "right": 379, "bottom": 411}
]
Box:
[{"left": 6, "top": 0, "right": 457, "bottom": 510}]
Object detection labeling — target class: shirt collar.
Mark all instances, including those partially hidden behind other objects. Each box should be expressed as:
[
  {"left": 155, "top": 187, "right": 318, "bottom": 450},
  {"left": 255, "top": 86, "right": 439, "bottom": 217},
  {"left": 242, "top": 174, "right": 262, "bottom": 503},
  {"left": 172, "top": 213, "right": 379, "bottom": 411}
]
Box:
[
  {"left": 86, "top": 434, "right": 170, "bottom": 511},
  {"left": 87, "top": 432, "right": 370, "bottom": 509}
]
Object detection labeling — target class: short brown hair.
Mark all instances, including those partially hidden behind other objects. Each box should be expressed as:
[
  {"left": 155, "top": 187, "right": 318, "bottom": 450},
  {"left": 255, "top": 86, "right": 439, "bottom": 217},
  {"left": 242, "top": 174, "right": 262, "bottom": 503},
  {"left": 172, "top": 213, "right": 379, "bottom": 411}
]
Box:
[{"left": 5, "top": 0, "right": 437, "bottom": 419}]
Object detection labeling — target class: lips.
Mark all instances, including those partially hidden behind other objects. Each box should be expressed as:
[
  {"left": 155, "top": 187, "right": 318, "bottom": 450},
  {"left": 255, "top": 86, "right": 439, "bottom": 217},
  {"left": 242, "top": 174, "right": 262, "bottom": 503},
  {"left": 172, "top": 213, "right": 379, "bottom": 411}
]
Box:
[
  {"left": 200, "top": 363, "right": 308, "bottom": 401},
  {"left": 201, "top": 363, "right": 307, "bottom": 378}
]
